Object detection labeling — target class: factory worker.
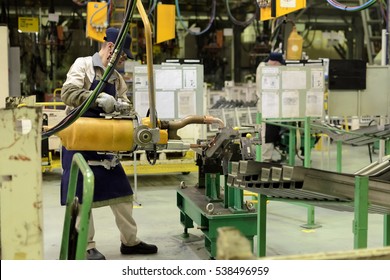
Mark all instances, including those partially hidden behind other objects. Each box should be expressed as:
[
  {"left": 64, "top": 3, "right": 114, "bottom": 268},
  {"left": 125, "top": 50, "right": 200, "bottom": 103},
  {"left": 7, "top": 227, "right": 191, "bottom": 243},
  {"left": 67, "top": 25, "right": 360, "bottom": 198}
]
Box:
[
  {"left": 60, "top": 27, "right": 157, "bottom": 260},
  {"left": 262, "top": 52, "right": 285, "bottom": 162}
]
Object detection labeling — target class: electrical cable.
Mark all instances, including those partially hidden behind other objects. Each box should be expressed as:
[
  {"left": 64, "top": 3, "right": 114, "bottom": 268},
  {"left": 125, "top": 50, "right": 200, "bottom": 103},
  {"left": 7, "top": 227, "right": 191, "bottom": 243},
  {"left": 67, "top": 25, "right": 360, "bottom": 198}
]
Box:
[
  {"left": 42, "top": 0, "right": 138, "bottom": 139},
  {"left": 326, "top": 0, "right": 377, "bottom": 12},
  {"left": 301, "top": 4, "right": 318, "bottom": 49},
  {"left": 269, "top": 17, "right": 285, "bottom": 51},
  {"left": 225, "top": 0, "right": 259, "bottom": 27},
  {"left": 147, "top": 0, "right": 157, "bottom": 16},
  {"left": 175, "top": 0, "right": 216, "bottom": 36},
  {"left": 89, "top": 1, "right": 108, "bottom": 28}
]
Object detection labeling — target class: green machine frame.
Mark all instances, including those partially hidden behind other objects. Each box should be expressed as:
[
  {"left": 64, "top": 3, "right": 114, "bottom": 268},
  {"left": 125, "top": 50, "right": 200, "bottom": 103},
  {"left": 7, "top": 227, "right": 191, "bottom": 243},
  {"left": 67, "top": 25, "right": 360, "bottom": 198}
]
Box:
[{"left": 177, "top": 171, "right": 257, "bottom": 258}]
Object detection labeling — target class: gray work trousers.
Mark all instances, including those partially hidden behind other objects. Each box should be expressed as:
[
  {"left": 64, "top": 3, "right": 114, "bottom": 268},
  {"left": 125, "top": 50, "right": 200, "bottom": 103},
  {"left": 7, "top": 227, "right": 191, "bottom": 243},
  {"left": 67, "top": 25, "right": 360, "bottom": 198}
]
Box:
[{"left": 77, "top": 201, "right": 140, "bottom": 250}]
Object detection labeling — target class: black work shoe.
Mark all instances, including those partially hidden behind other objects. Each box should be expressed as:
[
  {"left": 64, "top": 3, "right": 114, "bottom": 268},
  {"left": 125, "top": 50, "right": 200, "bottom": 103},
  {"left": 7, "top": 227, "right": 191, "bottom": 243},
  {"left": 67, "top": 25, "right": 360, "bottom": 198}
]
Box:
[
  {"left": 86, "top": 248, "right": 106, "bottom": 260},
  {"left": 120, "top": 241, "right": 158, "bottom": 255}
]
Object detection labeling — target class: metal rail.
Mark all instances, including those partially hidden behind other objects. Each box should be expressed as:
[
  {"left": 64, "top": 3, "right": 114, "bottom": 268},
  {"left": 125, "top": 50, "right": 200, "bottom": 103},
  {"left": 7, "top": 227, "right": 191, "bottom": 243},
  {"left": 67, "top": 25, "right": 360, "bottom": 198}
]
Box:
[
  {"left": 59, "top": 153, "right": 94, "bottom": 260},
  {"left": 228, "top": 160, "right": 390, "bottom": 214}
]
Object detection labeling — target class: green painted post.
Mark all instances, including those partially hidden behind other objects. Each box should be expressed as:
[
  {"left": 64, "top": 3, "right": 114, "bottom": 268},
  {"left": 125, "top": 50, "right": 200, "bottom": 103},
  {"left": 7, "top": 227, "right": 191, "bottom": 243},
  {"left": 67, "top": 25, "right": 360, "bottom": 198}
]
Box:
[
  {"left": 304, "top": 117, "right": 311, "bottom": 168},
  {"left": 384, "top": 138, "right": 390, "bottom": 155},
  {"left": 223, "top": 175, "right": 229, "bottom": 208},
  {"left": 383, "top": 140, "right": 389, "bottom": 246},
  {"left": 225, "top": 163, "right": 233, "bottom": 208},
  {"left": 205, "top": 173, "right": 221, "bottom": 202},
  {"left": 353, "top": 176, "right": 369, "bottom": 249},
  {"left": 336, "top": 140, "right": 343, "bottom": 173},
  {"left": 302, "top": 117, "right": 320, "bottom": 229},
  {"left": 205, "top": 173, "right": 211, "bottom": 198},
  {"left": 256, "top": 194, "right": 267, "bottom": 257},
  {"left": 307, "top": 205, "right": 315, "bottom": 225},
  {"left": 234, "top": 188, "right": 244, "bottom": 211},
  {"left": 288, "top": 128, "right": 296, "bottom": 165},
  {"left": 228, "top": 185, "right": 235, "bottom": 208},
  {"left": 256, "top": 112, "right": 262, "bottom": 162},
  {"left": 209, "top": 174, "right": 215, "bottom": 198},
  {"left": 300, "top": 204, "right": 319, "bottom": 229},
  {"left": 384, "top": 215, "right": 390, "bottom": 246}
]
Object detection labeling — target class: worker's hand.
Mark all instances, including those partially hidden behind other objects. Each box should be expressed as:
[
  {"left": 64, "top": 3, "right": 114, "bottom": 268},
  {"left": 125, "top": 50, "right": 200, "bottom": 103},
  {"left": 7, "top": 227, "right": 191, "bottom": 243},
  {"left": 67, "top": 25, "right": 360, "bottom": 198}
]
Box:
[
  {"left": 96, "top": 92, "right": 116, "bottom": 113},
  {"left": 115, "top": 99, "right": 131, "bottom": 115}
]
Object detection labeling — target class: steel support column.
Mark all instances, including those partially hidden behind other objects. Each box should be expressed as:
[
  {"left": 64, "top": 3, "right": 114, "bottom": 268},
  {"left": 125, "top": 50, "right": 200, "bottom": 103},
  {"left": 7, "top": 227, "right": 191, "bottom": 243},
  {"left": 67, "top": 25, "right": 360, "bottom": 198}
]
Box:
[
  {"left": 353, "top": 176, "right": 369, "bottom": 249},
  {"left": 256, "top": 194, "right": 267, "bottom": 257}
]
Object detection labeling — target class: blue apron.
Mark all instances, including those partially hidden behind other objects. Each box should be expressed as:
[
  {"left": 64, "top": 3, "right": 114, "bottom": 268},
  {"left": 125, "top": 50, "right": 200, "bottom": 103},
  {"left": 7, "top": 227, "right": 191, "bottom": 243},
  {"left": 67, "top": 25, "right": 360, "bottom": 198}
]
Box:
[{"left": 60, "top": 73, "right": 133, "bottom": 206}]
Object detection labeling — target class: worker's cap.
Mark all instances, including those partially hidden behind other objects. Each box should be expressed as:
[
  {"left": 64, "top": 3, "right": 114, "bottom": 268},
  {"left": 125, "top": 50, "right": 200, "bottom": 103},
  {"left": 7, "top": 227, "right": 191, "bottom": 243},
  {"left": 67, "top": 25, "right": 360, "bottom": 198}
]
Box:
[
  {"left": 266, "top": 52, "right": 285, "bottom": 65},
  {"left": 104, "top": 27, "right": 133, "bottom": 59}
]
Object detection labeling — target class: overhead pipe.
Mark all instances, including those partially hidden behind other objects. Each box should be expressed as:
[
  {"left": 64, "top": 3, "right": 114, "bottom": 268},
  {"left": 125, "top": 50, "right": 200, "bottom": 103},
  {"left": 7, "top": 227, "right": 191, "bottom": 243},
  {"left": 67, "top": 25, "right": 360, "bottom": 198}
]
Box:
[
  {"left": 160, "top": 115, "right": 225, "bottom": 140},
  {"left": 137, "top": 0, "right": 157, "bottom": 129}
]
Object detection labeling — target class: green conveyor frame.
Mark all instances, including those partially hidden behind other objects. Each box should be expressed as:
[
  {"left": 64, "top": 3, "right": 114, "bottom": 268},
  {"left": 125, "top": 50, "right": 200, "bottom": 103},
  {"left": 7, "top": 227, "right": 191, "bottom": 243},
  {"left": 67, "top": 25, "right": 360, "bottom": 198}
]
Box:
[
  {"left": 258, "top": 114, "right": 321, "bottom": 229},
  {"left": 254, "top": 113, "right": 390, "bottom": 256}
]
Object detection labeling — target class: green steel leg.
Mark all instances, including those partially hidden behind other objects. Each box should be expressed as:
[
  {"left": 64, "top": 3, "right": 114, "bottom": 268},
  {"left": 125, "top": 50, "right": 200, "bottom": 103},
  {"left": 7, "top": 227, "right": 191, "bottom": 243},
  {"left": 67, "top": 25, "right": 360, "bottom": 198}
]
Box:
[
  {"left": 384, "top": 140, "right": 390, "bottom": 246},
  {"left": 181, "top": 227, "right": 190, "bottom": 239},
  {"left": 234, "top": 188, "right": 243, "bottom": 210},
  {"left": 256, "top": 112, "right": 262, "bottom": 162},
  {"left": 384, "top": 215, "right": 390, "bottom": 246},
  {"left": 256, "top": 194, "right": 267, "bottom": 257},
  {"left": 304, "top": 117, "right": 311, "bottom": 168},
  {"left": 223, "top": 175, "right": 229, "bottom": 208},
  {"left": 228, "top": 184, "right": 235, "bottom": 208},
  {"left": 255, "top": 112, "right": 267, "bottom": 256},
  {"left": 206, "top": 173, "right": 221, "bottom": 202},
  {"left": 226, "top": 167, "right": 234, "bottom": 209},
  {"left": 288, "top": 128, "right": 296, "bottom": 165},
  {"left": 302, "top": 117, "right": 320, "bottom": 229},
  {"left": 385, "top": 140, "right": 390, "bottom": 155},
  {"left": 229, "top": 188, "right": 246, "bottom": 213},
  {"left": 59, "top": 153, "right": 94, "bottom": 260},
  {"left": 301, "top": 204, "right": 322, "bottom": 229},
  {"left": 353, "top": 176, "right": 369, "bottom": 249},
  {"left": 336, "top": 140, "right": 343, "bottom": 173}
]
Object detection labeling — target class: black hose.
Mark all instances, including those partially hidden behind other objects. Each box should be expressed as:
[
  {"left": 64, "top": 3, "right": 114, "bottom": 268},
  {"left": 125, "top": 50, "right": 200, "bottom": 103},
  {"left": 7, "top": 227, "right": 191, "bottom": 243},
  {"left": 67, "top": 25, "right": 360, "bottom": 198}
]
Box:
[{"left": 42, "top": 0, "right": 138, "bottom": 140}]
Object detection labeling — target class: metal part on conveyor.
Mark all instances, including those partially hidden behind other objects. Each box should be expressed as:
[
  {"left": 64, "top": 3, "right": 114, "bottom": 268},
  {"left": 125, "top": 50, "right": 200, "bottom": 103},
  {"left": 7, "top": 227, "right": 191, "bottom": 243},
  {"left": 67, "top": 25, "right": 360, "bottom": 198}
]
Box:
[
  {"left": 312, "top": 121, "right": 390, "bottom": 145},
  {"left": 261, "top": 168, "right": 270, "bottom": 182},
  {"left": 238, "top": 160, "right": 282, "bottom": 175},
  {"left": 354, "top": 155, "right": 390, "bottom": 177},
  {"left": 205, "top": 127, "right": 239, "bottom": 158},
  {"left": 228, "top": 160, "right": 390, "bottom": 214},
  {"left": 271, "top": 167, "right": 282, "bottom": 182}
]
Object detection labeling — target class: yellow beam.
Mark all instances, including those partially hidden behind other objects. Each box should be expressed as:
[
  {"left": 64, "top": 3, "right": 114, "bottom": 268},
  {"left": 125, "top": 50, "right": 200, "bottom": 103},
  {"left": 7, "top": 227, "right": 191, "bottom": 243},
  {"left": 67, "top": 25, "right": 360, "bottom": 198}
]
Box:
[{"left": 122, "top": 162, "right": 197, "bottom": 175}]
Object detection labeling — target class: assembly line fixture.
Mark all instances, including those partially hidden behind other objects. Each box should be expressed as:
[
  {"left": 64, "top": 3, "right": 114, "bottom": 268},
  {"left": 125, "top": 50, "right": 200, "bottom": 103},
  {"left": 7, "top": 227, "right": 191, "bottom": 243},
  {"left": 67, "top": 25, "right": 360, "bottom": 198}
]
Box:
[{"left": 177, "top": 126, "right": 262, "bottom": 258}]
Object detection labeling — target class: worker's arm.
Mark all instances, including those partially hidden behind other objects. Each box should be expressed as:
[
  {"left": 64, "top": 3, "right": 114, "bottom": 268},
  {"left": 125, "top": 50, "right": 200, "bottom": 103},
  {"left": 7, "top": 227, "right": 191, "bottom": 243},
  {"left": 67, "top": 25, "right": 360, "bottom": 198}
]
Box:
[
  {"left": 114, "top": 71, "right": 135, "bottom": 116},
  {"left": 61, "top": 57, "right": 94, "bottom": 108}
]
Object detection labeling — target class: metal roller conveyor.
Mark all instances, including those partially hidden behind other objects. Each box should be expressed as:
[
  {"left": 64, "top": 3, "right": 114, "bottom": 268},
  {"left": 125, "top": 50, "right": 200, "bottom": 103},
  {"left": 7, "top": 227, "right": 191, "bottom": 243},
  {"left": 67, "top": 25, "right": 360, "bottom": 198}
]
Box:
[{"left": 228, "top": 160, "right": 390, "bottom": 214}]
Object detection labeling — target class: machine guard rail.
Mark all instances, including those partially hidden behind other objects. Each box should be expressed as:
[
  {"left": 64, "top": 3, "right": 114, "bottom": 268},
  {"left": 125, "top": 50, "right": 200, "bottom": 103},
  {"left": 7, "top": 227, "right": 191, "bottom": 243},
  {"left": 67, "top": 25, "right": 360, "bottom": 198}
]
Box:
[{"left": 59, "top": 153, "right": 94, "bottom": 260}]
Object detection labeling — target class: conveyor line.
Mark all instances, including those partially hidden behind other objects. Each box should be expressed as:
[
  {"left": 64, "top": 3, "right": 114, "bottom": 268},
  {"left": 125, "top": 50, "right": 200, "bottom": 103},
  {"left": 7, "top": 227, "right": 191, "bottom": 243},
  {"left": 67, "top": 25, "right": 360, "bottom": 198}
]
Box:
[
  {"left": 228, "top": 160, "right": 390, "bottom": 214},
  {"left": 313, "top": 122, "right": 390, "bottom": 145}
]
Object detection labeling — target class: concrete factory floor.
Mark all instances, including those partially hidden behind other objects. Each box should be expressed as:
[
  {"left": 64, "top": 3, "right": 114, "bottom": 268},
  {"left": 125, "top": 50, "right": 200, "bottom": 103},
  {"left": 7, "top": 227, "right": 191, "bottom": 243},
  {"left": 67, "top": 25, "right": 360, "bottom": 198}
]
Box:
[{"left": 42, "top": 142, "right": 387, "bottom": 260}]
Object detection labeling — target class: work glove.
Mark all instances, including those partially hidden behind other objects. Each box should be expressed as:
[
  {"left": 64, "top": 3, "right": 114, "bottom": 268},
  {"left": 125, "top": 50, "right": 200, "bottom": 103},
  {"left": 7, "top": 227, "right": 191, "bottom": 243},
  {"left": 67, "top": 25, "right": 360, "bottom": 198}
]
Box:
[
  {"left": 115, "top": 99, "right": 132, "bottom": 115},
  {"left": 96, "top": 92, "right": 116, "bottom": 113}
]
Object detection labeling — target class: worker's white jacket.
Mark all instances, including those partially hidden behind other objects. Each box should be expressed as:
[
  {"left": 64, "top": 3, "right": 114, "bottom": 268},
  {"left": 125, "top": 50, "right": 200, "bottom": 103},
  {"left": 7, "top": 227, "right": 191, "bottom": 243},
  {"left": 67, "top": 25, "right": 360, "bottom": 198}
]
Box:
[{"left": 61, "top": 52, "right": 132, "bottom": 113}]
